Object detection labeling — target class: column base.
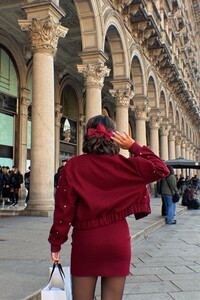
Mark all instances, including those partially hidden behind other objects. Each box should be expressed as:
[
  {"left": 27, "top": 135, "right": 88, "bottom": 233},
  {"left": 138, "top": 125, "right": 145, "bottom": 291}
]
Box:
[{"left": 23, "top": 199, "right": 54, "bottom": 217}]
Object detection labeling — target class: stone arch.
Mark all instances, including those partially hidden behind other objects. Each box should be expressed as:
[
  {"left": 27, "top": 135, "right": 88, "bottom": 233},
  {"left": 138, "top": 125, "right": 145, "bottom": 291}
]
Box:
[
  {"left": 59, "top": 75, "right": 83, "bottom": 115},
  {"left": 0, "top": 29, "right": 27, "bottom": 88},
  {"left": 103, "top": 13, "right": 130, "bottom": 79},
  {"left": 175, "top": 110, "right": 181, "bottom": 130},
  {"left": 181, "top": 117, "right": 185, "bottom": 135},
  {"left": 130, "top": 46, "right": 146, "bottom": 95},
  {"left": 131, "top": 55, "right": 144, "bottom": 96},
  {"left": 74, "top": 0, "right": 103, "bottom": 51},
  {"left": 146, "top": 67, "right": 159, "bottom": 105},
  {"left": 159, "top": 90, "right": 167, "bottom": 118},
  {"left": 186, "top": 123, "right": 189, "bottom": 139},
  {"left": 168, "top": 101, "right": 174, "bottom": 124},
  {"left": 147, "top": 76, "right": 157, "bottom": 108}
]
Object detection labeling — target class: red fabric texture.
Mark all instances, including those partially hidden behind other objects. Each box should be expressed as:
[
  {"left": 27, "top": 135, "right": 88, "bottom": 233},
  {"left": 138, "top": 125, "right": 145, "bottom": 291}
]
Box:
[
  {"left": 49, "top": 142, "right": 169, "bottom": 252},
  {"left": 71, "top": 219, "right": 131, "bottom": 276}
]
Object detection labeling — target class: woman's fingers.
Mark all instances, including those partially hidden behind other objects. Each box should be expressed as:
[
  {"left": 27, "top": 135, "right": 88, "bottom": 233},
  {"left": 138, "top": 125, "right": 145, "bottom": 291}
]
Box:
[
  {"left": 51, "top": 252, "right": 60, "bottom": 262},
  {"left": 112, "top": 131, "right": 135, "bottom": 149}
]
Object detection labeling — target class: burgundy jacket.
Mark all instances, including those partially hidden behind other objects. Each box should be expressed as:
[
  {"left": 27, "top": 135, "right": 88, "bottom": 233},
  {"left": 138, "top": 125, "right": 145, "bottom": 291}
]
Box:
[{"left": 49, "top": 142, "right": 169, "bottom": 252}]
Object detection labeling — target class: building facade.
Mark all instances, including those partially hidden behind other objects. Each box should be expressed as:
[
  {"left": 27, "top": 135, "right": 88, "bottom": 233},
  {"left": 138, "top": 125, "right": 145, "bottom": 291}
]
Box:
[{"left": 0, "top": 0, "right": 199, "bottom": 215}]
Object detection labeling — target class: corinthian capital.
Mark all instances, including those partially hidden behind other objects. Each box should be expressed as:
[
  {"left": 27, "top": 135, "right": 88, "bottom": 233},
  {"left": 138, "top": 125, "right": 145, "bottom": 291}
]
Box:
[
  {"left": 109, "top": 88, "right": 134, "bottom": 107},
  {"left": 77, "top": 63, "right": 110, "bottom": 88},
  {"left": 134, "top": 105, "right": 150, "bottom": 120},
  {"left": 149, "top": 115, "right": 161, "bottom": 129},
  {"left": 160, "top": 123, "right": 170, "bottom": 136},
  {"left": 175, "top": 134, "right": 182, "bottom": 145},
  {"left": 18, "top": 16, "right": 68, "bottom": 56}
]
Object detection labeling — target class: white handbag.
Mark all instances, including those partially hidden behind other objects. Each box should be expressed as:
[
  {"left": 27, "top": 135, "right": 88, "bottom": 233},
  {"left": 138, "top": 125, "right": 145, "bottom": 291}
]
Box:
[{"left": 41, "top": 262, "right": 72, "bottom": 300}]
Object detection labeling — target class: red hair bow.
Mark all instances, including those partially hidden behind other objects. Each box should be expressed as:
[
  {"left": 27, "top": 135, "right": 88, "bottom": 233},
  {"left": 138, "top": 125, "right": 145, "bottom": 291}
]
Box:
[{"left": 87, "top": 124, "right": 113, "bottom": 141}]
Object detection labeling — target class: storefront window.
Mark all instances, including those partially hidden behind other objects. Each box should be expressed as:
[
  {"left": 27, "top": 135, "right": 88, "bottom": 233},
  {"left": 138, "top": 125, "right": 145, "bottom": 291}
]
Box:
[
  {"left": 0, "top": 112, "right": 14, "bottom": 167},
  {"left": 60, "top": 85, "right": 78, "bottom": 162}
]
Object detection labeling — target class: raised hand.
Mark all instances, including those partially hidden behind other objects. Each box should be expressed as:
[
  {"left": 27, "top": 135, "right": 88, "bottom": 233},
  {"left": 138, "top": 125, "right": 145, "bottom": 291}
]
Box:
[{"left": 112, "top": 131, "right": 135, "bottom": 150}]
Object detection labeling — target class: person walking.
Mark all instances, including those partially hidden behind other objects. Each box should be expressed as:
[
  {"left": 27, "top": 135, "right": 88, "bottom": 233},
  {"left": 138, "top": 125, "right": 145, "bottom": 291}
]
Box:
[
  {"left": 10, "top": 167, "right": 23, "bottom": 206},
  {"left": 161, "top": 166, "right": 178, "bottom": 225},
  {"left": 54, "top": 159, "right": 68, "bottom": 189},
  {"left": 24, "top": 166, "right": 31, "bottom": 204},
  {"left": 48, "top": 115, "right": 169, "bottom": 300}
]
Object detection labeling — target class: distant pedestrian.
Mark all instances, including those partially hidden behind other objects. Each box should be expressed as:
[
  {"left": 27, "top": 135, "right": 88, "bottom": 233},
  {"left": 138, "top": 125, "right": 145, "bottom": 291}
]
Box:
[
  {"left": 24, "top": 166, "right": 31, "bottom": 204},
  {"left": 10, "top": 167, "right": 23, "bottom": 206},
  {"left": 157, "top": 179, "right": 166, "bottom": 216},
  {"left": 48, "top": 115, "right": 170, "bottom": 300},
  {"left": 177, "top": 174, "right": 185, "bottom": 194},
  {"left": 161, "top": 166, "right": 178, "bottom": 224},
  {"left": 0, "top": 166, "right": 3, "bottom": 202},
  {"left": 54, "top": 159, "right": 68, "bottom": 188},
  {"left": 2, "top": 166, "right": 11, "bottom": 205}
]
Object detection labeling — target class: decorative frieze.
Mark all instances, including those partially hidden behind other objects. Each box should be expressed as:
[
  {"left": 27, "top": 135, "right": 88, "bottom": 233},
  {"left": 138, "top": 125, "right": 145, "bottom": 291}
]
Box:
[
  {"left": 18, "top": 16, "right": 68, "bottom": 56},
  {"left": 77, "top": 63, "right": 110, "bottom": 88}
]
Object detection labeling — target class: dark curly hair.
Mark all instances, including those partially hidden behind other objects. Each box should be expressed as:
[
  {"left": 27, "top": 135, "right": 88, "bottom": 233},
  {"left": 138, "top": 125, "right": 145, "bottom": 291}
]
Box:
[{"left": 82, "top": 115, "right": 120, "bottom": 155}]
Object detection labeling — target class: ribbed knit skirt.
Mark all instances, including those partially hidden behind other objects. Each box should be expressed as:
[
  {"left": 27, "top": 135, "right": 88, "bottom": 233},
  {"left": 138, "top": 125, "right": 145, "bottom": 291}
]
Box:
[{"left": 70, "top": 219, "right": 131, "bottom": 277}]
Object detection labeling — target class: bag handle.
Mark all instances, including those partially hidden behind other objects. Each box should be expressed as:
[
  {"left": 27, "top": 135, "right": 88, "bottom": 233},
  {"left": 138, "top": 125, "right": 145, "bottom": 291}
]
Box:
[{"left": 49, "top": 261, "right": 65, "bottom": 283}]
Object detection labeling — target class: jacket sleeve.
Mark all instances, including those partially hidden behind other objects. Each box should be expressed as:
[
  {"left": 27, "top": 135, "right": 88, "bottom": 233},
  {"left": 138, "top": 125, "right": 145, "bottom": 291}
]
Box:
[
  {"left": 129, "top": 142, "right": 170, "bottom": 184},
  {"left": 48, "top": 167, "right": 78, "bottom": 252}
]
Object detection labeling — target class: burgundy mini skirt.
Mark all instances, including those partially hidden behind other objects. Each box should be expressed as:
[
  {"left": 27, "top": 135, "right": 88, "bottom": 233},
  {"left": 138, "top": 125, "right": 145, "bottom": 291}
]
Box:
[{"left": 70, "top": 219, "right": 131, "bottom": 277}]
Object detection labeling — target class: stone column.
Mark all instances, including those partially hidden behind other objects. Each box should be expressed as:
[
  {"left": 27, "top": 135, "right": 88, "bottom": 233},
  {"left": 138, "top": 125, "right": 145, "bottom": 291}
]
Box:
[
  {"left": 149, "top": 116, "right": 161, "bottom": 156},
  {"left": 78, "top": 114, "right": 85, "bottom": 155},
  {"left": 110, "top": 88, "right": 134, "bottom": 157},
  {"left": 160, "top": 123, "right": 169, "bottom": 160},
  {"left": 175, "top": 135, "right": 181, "bottom": 158},
  {"left": 175, "top": 134, "right": 181, "bottom": 176},
  {"left": 168, "top": 129, "right": 176, "bottom": 159},
  {"left": 18, "top": 88, "right": 30, "bottom": 202},
  {"left": 19, "top": 4, "right": 68, "bottom": 215},
  {"left": 181, "top": 139, "right": 186, "bottom": 159},
  {"left": 77, "top": 64, "right": 110, "bottom": 123},
  {"left": 189, "top": 146, "right": 194, "bottom": 177},
  {"left": 134, "top": 106, "right": 149, "bottom": 146},
  {"left": 185, "top": 142, "right": 190, "bottom": 160},
  {"left": 55, "top": 103, "right": 62, "bottom": 172}
]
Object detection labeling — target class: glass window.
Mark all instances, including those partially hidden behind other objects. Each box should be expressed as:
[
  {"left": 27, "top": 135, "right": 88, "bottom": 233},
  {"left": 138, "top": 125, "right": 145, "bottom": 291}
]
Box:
[
  {"left": 27, "top": 120, "right": 31, "bottom": 149},
  {"left": 60, "top": 117, "right": 77, "bottom": 144},
  {"left": 0, "top": 113, "right": 14, "bottom": 146}
]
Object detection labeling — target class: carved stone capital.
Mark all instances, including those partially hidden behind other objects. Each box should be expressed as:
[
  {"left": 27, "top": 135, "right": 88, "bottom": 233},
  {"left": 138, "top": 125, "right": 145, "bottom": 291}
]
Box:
[
  {"left": 160, "top": 123, "right": 170, "bottom": 136},
  {"left": 149, "top": 116, "right": 161, "bottom": 129},
  {"left": 55, "top": 103, "right": 62, "bottom": 127},
  {"left": 134, "top": 105, "right": 150, "bottom": 120},
  {"left": 20, "top": 88, "right": 30, "bottom": 116},
  {"left": 109, "top": 88, "right": 134, "bottom": 107},
  {"left": 169, "top": 129, "right": 176, "bottom": 141},
  {"left": 77, "top": 63, "right": 110, "bottom": 88},
  {"left": 21, "top": 98, "right": 31, "bottom": 116},
  {"left": 175, "top": 135, "right": 182, "bottom": 145},
  {"left": 18, "top": 16, "right": 68, "bottom": 56}
]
